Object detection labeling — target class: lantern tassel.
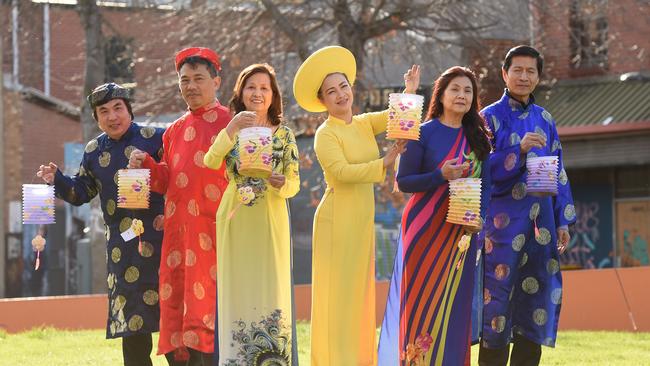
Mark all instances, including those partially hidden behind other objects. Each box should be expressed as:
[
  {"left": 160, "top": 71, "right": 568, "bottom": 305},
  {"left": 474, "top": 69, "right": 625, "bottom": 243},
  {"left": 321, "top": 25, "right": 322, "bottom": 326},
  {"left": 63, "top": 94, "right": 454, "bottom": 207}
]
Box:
[
  {"left": 456, "top": 250, "right": 467, "bottom": 270},
  {"left": 456, "top": 233, "right": 472, "bottom": 270},
  {"left": 392, "top": 154, "right": 401, "bottom": 193}
]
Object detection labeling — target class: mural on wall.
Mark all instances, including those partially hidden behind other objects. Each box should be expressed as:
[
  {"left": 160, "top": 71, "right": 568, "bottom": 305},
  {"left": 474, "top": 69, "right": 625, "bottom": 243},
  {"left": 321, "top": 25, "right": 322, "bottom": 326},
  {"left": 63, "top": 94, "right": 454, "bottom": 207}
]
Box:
[
  {"left": 621, "top": 230, "right": 649, "bottom": 266},
  {"left": 616, "top": 200, "right": 650, "bottom": 267},
  {"left": 561, "top": 185, "right": 614, "bottom": 269}
]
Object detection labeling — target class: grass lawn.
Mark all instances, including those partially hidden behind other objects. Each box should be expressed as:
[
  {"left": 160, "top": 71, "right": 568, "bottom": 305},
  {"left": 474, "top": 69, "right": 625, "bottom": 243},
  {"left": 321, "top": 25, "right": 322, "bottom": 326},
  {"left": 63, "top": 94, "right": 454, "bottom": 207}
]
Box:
[{"left": 1, "top": 323, "right": 649, "bottom": 365}]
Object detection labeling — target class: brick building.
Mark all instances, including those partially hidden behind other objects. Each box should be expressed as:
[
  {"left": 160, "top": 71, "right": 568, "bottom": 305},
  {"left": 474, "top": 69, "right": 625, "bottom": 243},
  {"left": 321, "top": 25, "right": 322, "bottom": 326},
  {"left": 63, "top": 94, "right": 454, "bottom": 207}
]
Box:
[
  {"left": 1, "top": 0, "right": 283, "bottom": 298},
  {"left": 0, "top": 0, "right": 188, "bottom": 297},
  {"left": 532, "top": 0, "right": 650, "bottom": 269}
]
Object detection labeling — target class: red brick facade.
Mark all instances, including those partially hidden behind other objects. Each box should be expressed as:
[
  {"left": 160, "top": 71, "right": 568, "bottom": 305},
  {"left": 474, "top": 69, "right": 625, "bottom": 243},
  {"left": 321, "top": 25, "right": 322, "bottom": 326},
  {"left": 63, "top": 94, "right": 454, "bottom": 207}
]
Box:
[
  {"left": 0, "top": 2, "right": 191, "bottom": 195},
  {"left": 3, "top": 92, "right": 23, "bottom": 204},
  {"left": 2, "top": 2, "right": 184, "bottom": 112},
  {"left": 533, "top": 0, "right": 650, "bottom": 80},
  {"left": 468, "top": 38, "right": 526, "bottom": 107},
  {"left": 1, "top": 91, "right": 82, "bottom": 200}
]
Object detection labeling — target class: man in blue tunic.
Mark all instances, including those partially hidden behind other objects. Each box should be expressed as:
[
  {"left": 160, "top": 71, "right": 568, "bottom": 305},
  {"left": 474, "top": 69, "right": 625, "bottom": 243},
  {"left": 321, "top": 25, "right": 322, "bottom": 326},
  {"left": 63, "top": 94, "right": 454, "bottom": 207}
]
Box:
[
  {"left": 37, "top": 83, "right": 165, "bottom": 366},
  {"left": 478, "top": 46, "right": 576, "bottom": 366}
]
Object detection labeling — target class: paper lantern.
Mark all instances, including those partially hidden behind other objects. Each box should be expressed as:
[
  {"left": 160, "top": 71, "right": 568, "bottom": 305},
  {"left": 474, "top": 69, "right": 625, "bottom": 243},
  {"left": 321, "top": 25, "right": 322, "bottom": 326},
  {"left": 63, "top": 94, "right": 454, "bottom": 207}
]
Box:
[
  {"left": 22, "top": 184, "right": 56, "bottom": 224},
  {"left": 446, "top": 178, "right": 482, "bottom": 228},
  {"left": 386, "top": 93, "right": 424, "bottom": 141},
  {"left": 526, "top": 156, "right": 559, "bottom": 197},
  {"left": 238, "top": 127, "right": 273, "bottom": 178},
  {"left": 117, "top": 169, "right": 151, "bottom": 209}
]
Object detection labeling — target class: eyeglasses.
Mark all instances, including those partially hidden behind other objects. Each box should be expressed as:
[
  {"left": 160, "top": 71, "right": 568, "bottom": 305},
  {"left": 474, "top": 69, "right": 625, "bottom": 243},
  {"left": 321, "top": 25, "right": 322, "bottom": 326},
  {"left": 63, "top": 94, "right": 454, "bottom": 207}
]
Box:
[{"left": 87, "top": 83, "right": 131, "bottom": 108}]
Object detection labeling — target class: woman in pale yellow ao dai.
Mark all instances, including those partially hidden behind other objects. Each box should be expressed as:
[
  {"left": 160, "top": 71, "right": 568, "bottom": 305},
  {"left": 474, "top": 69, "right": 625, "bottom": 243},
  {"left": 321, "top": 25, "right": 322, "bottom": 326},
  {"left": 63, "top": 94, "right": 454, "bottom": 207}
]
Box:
[
  {"left": 204, "top": 63, "right": 300, "bottom": 365},
  {"left": 292, "top": 46, "right": 420, "bottom": 365}
]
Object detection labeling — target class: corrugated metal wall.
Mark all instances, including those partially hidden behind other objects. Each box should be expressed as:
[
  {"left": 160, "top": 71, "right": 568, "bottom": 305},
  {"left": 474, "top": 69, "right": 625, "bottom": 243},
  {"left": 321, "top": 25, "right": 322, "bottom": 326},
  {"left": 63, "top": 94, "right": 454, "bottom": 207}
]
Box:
[{"left": 562, "top": 133, "right": 650, "bottom": 168}]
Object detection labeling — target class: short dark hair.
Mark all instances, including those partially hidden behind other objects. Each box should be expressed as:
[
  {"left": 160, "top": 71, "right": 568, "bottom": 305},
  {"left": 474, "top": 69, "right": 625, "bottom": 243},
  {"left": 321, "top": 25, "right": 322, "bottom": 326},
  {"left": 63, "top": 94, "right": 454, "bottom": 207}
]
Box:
[
  {"left": 503, "top": 45, "right": 544, "bottom": 75},
  {"left": 87, "top": 82, "right": 134, "bottom": 120},
  {"left": 229, "top": 63, "right": 283, "bottom": 126},
  {"left": 178, "top": 56, "right": 219, "bottom": 78}
]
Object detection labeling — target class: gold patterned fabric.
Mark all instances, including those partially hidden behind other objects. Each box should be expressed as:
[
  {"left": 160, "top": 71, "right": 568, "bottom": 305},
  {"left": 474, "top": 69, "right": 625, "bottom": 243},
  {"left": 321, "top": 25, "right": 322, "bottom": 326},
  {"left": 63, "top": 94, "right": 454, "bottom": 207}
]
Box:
[
  {"left": 53, "top": 123, "right": 165, "bottom": 339},
  {"left": 481, "top": 92, "right": 576, "bottom": 349}
]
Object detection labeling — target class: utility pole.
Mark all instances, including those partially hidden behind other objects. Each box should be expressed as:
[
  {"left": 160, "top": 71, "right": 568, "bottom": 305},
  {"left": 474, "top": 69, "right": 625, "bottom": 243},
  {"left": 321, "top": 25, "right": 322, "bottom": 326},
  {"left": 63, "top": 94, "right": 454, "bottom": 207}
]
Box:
[{"left": 0, "top": 18, "right": 6, "bottom": 298}]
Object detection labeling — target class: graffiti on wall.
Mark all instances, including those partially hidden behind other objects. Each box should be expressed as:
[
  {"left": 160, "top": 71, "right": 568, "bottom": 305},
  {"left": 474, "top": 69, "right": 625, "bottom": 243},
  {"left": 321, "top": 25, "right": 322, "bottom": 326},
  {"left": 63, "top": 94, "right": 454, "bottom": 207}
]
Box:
[
  {"left": 621, "top": 230, "right": 649, "bottom": 266},
  {"left": 563, "top": 201, "right": 603, "bottom": 268},
  {"left": 616, "top": 201, "right": 650, "bottom": 268},
  {"left": 561, "top": 185, "right": 613, "bottom": 269}
]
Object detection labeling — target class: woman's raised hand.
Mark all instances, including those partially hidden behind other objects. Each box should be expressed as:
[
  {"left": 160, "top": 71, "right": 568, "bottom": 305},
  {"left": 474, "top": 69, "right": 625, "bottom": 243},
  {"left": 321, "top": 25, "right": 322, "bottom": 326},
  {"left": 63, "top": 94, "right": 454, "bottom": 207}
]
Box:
[
  {"left": 226, "top": 111, "right": 258, "bottom": 139},
  {"left": 383, "top": 139, "right": 408, "bottom": 168},
  {"left": 404, "top": 65, "right": 421, "bottom": 94}
]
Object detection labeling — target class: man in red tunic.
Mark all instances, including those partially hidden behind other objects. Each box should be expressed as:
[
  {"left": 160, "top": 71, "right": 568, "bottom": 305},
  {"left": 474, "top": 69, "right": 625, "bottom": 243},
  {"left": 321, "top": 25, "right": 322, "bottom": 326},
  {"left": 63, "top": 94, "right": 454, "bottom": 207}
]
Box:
[{"left": 130, "top": 47, "right": 234, "bottom": 365}]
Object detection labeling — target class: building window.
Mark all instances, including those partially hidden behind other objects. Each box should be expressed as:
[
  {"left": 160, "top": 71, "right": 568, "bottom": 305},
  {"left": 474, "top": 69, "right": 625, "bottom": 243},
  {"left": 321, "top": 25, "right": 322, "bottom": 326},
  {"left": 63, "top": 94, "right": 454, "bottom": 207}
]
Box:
[
  {"left": 105, "top": 36, "right": 135, "bottom": 84},
  {"left": 569, "top": 0, "right": 608, "bottom": 70}
]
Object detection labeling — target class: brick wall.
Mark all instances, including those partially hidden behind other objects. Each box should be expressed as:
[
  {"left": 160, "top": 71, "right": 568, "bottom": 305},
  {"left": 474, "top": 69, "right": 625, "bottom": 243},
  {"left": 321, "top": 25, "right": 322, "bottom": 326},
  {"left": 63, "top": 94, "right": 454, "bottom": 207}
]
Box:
[
  {"left": 18, "top": 2, "right": 45, "bottom": 92},
  {"left": 606, "top": 0, "right": 650, "bottom": 75},
  {"left": 2, "top": 3, "right": 15, "bottom": 80},
  {"left": 1, "top": 3, "right": 184, "bottom": 114},
  {"left": 468, "top": 38, "right": 525, "bottom": 107},
  {"left": 48, "top": 4, "right": 85, "bottom": 104},
  {"left": 533, "top": 0, "right": 650, "bottom": 80},
  {"left": 2, "top": 91, "right": 81, "bottom": 204},
  {"left": 3, "top": 92, "right": 23, "bottom": 204},
  {"left": 20, "top": 101, "right": 82, "bottom": 183},
  {"left": 532, "top": 1, "right": 572, "bottom": 80},
  {"left": 2, "top": 2, "right": 283, "bottom": 118}
]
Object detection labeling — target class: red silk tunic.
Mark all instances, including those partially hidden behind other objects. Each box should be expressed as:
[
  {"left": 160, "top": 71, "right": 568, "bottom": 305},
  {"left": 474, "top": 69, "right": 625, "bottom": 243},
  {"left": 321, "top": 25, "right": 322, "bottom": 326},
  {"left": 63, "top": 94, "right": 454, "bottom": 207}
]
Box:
[{"left": 143, "top": 102, "right": 230, "bottom": 357}]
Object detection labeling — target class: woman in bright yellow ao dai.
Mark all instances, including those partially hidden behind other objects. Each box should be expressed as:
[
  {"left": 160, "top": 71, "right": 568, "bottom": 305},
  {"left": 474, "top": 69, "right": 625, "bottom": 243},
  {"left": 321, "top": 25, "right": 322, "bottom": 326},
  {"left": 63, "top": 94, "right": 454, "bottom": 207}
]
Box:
[{"left": 293, "top": 46, "right": 420, "bottom": 365}]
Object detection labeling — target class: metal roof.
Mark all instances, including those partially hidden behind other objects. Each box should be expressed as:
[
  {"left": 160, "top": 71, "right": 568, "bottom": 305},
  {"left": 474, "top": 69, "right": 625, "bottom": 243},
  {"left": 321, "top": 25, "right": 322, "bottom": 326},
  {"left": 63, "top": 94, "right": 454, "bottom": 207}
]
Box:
[{"left": 537, "top": 73, "right": 650, "bottom": 130}]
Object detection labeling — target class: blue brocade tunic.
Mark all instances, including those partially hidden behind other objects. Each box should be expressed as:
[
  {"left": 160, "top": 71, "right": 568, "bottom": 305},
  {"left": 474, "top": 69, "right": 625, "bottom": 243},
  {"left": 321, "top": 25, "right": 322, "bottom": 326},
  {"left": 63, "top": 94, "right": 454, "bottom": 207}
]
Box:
[
  {"left": 53, "top": 123, "right": 165, "bottom": 338},
  {"left": 480, "top": 92, "right": 576, "bottom": 348}
]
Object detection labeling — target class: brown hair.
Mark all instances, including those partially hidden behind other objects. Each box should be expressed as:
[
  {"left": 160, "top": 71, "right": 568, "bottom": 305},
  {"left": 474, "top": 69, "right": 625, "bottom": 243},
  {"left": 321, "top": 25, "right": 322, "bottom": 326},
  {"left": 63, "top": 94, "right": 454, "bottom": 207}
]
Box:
[
  {"left": 229, "top": 63, "right": 283, "bottom": 126},
  {"left": 425, "top": 66, "right": 492, "bottom": 160}
]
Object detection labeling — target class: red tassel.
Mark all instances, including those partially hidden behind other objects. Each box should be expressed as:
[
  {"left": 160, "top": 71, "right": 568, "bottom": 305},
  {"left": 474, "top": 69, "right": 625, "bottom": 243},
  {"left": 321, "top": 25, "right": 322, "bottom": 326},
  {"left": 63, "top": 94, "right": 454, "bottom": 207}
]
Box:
[
  {"left": 35, "top": 251, "right": 41, "bottom": 271},
  {"left": 392, "top": 154, "right": 401, "bottom": 193},
  {"left": 138, "top": 236, "right": 143, "bottom": 256},
  {"left": 174, "top": 347, "right": 190, "bottom": 361},
  {"left": 456, "top": 250, "right": 466, "bottom": 270},
  {"left": 456, "top": 234, "right": 471, "bottom": 270},
  {"left": 534, "top": 218, "right": 540, "bottom": 240}
]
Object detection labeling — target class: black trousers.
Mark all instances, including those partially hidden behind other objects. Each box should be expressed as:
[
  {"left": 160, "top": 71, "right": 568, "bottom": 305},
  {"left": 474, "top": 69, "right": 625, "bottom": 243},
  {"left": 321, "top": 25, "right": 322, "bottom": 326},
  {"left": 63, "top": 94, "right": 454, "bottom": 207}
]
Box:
[
  {"left": 478, "top": 333, "right": 542, "bottom": 366},
  {"left": 164, "top": 349, "right": 214, "bottom": 366},
  {"left": 122, "top": 333, "right": 153, "bottom": 366}
]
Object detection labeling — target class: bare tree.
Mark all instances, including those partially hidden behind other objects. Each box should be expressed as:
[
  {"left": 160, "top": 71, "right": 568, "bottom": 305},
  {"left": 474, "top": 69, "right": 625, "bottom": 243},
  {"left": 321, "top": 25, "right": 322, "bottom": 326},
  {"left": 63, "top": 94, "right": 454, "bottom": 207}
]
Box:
[
  {"left": 259, "top": 0, "right": 498, "bottom": 73},
  {"left": 77, "top": 0, "right": 107, "bottom": 294},
  {"left": 78, "top": 0, "right": 106, "bottom": 142},
  {"left": 128, "top": 0, "right": 506, "bottom": 119}
]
